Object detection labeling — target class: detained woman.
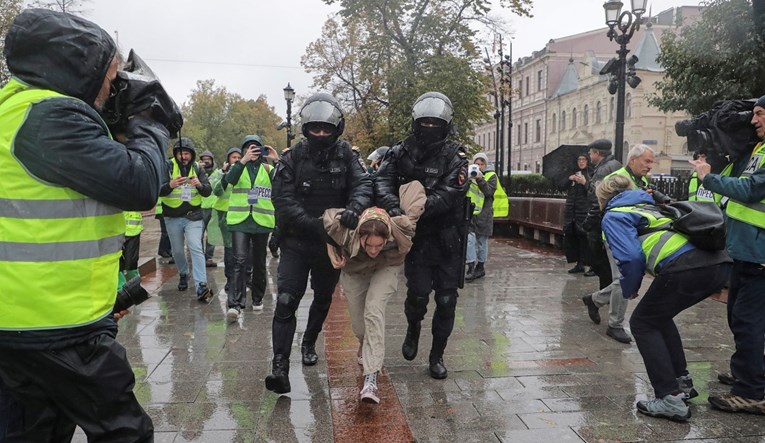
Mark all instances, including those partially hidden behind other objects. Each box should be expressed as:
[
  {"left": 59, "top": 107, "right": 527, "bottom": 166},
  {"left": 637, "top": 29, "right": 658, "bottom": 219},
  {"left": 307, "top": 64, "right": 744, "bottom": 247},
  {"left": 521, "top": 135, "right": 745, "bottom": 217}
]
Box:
[
  {"left": 323, "top": 182, "right": 425, "bottom": 404},
  {"left": 596, "top": 174, "right": 731, "bottom": 422}
]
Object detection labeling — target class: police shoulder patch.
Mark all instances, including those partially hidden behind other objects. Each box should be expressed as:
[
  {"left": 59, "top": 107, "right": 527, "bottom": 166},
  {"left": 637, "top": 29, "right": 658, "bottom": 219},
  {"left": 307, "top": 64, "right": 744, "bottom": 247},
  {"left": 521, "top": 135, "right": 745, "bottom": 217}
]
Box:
[{"left": 457, "top": 164, "right": 468, "bottom": 186}]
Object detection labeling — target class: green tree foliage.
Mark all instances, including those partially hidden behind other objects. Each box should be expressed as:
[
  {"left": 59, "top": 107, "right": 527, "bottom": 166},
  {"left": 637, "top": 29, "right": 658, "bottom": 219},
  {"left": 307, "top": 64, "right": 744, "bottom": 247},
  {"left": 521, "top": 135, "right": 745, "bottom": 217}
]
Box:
[
  {"left": 0, "top": 0, "right": 24, "bottom": 85},
  {"left": 649, "top": 0, "right": 765, "bottom": 116},
  {"left": 304, "top": 0, "right": 532, "bottom": 155},
  {"left": 179, "top": 79, "right": 283, "bottom": 161}
]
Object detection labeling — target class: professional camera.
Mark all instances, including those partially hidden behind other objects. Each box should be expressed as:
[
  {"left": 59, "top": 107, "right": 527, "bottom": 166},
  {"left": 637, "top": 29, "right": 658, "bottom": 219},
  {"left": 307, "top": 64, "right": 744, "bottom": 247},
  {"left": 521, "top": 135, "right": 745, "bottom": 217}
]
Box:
[
  {"left": 674, "top": 99, "right": 759, "bottom": 161},
  {"left": 468, "top": 164, "right": 480, "bottom": 178},
  {"left": 101, "top": 50, "right": 183, "bottom": 138},
  {"left": 112, "top": 276, "right": 151, "bottom": 314}
]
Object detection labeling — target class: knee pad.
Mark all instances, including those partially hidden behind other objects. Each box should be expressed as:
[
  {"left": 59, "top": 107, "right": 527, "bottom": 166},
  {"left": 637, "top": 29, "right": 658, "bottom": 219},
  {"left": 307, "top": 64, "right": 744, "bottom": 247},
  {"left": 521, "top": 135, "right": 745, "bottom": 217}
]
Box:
[
  {"left": 406, "top": 290, "right": 429, "bottom": 309},
  {"left": 435, "top": 293, "right": 457, "bottom": 310},
  {"left": 274, "top": 293, "right": 299, "bottom": 321}
]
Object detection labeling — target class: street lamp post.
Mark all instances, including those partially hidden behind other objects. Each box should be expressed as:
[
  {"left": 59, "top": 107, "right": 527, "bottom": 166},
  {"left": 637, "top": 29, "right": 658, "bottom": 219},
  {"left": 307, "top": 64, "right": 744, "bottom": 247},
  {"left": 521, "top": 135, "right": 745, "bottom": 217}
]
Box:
[
  {"left": 484, "top": 49, "right": 502, "bottom": 180},
  {"left": 603, "top": 0, "right": 647, "bottom": 163},
  {"left": 498, "top": 38, "right": 512, "bottom": 185},
  {"left": 283, "top": 83, "right": 296, "bottom": 148}
]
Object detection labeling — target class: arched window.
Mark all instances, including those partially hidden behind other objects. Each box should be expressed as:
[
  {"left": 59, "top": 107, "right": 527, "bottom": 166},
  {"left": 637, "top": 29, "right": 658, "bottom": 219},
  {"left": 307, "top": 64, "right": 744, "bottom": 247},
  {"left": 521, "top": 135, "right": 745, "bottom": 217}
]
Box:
[
  {"left": 583, "top": 104, "right": 589, "bottom": 126},
  {"left": 551, "top": 113, "right": 557, "bottom": 133},
  {"left": 561, "top": 111, "right": 566, "bottom": 130},
  {"left": 596, "top": 101, "right": 602, "bottom": 124},
  {"left": 626, "top": 93, "right": 632, "bottom": 118},
  {"left": 572, "top": 108, "right": 577, "bottom": 128},
  {"left": 609, "top": 97, "right": 615, "bottom": 122}
]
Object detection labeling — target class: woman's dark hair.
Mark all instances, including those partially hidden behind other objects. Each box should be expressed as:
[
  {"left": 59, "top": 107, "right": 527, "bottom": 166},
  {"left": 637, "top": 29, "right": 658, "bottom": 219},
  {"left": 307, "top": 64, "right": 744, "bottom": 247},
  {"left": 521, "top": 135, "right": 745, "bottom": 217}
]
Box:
[{"left": 358, "top": 219, "right": 389, "bottom": 238}]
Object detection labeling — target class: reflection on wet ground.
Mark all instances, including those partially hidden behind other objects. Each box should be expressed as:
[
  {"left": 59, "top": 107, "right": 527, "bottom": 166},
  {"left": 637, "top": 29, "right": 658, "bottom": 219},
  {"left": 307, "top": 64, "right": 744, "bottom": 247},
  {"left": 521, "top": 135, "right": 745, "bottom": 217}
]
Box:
[{"left": 71, "top": 218, "right": 756, "bottom": 442}]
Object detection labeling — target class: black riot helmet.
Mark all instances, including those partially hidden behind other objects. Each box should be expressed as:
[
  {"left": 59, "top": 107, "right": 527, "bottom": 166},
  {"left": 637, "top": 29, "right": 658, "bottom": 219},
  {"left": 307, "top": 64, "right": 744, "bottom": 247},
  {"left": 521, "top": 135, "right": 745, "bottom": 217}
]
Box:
[
  {"left": 411, "top": 92, "right": 453, "bottom": 145},
  {"left": 300, "top": 92, "right": 345, "bottom": 149}
]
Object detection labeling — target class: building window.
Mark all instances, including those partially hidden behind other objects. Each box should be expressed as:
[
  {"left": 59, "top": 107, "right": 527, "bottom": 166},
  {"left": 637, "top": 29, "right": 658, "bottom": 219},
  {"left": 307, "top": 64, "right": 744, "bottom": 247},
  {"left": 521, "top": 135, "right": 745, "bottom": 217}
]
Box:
[
  {"left": 525, "top": 76, "right": 530, "bottom": 96},
  {"left": 572, "top": 108, "right": 577, "bottom": 128},
  {"left": 535, "top": 119, "right": 541, "bottom": 142},
  {"left": 517, "top": 124, "right": 522, "bottom": 146},
  {"left": 524, "top": 122, "right": 528, "bottom": 144},
  {"left": 583, "top": 104, "right": 589, "bottom": 126},
  {"left": 626, "top": 93, "right": 632, "bottom": 118},
  {"left": 561, "top": 111, "right": 566, "bottom": 130},
  {"left": 518, "top": 79, "right": 523, "bottom": 98},
  {"left": 596, "top": 101, "right": 602, "bottom": 124},
  {"left": 535, "top": 161, "right": 541, "bottom": 173},
  {"left": 551, "top": 113, "right": 557, "bottom": 133},
  {"left": 537, "top": 70, "right": 543, "bottom": 91},
  {"left": 609, "top": 97, "right": 615, "bottom": 122}
]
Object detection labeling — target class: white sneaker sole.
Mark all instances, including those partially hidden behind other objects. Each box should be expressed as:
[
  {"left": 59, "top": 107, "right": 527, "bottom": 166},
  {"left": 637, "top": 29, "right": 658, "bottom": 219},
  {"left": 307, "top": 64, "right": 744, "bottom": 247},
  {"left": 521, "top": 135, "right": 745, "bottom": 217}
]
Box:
[
  {"left": 360, "top": 392, "right": 380, "bottom": 404},
  {"left": 252, "top": 304, "right": 264, "bottom": 311},
  {"left": 226, "top": 309, "right": 239, "bottom": 322}
]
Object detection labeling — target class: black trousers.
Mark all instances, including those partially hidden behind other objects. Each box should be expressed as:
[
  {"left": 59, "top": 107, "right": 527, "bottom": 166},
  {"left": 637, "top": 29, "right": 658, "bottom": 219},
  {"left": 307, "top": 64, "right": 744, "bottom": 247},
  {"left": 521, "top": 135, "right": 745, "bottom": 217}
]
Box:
[
  {"left": 0, "top": 376, "right": 22, "bottom": 442},
  {"left": 228, "top": 231, "right": 268, "bottom": 310},
  {"left": 272, "top": 236, "right": 340, "bottom": 357},
  {"left": 120, "top": 234, "right": 141, "bottom": 272},
  {"left": 157, "top": 216, "right": 172, "bottom": 257},
  {"left": 201, "top": 208, "right": 215, "bottom": 260},
  {"left": 403, "top": 230, "right": 461, "bottom": 343},
  {"left": 727, "top": 260, "right": 765, "bottom": 399},
  {"left": 587, "top": 230, "right": 612, "bottom": 289},
  {"left": 0, "top": 334, "right": 153, "bottom": 442}
]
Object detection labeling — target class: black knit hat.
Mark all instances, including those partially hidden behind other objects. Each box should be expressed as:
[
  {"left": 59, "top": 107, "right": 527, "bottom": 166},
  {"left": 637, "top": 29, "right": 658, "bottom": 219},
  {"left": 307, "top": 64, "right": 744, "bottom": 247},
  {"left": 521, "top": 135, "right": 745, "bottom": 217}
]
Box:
[{"left": 755, "top": 95, "right": 765, "bottom": 110}]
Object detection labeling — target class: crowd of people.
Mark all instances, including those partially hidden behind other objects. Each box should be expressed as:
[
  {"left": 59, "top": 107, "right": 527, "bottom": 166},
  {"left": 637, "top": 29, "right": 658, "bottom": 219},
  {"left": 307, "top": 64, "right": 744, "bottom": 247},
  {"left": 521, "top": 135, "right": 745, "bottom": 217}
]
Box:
[{"left": 4, "top": 7, "right": 765, "bottom": 441}]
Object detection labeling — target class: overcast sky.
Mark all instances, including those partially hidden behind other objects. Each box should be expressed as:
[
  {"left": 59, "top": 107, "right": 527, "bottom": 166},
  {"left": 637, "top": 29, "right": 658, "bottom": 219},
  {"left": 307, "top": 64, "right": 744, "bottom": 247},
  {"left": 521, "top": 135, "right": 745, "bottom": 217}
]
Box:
[{"left": 82, "top": 0, "right": 700, "bottom": 118}]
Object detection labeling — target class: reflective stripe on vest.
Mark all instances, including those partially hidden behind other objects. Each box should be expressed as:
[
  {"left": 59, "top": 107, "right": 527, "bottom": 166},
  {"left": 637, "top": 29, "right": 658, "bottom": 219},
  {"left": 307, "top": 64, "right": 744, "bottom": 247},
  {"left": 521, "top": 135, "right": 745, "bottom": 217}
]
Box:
[
  {"left": 713, "top": 163, "right": 734, "bottom": 207},
  {"left": 226, "top": 163, "right": 275, "bottom": 228},
  {"left": 487, "top": 171, "right": 509, "bottom": 217},
  {"left": 609, "top": 205, "right": 689, "bottom": 275},
  {"left": 124, "top": 211, "right": 144, "bottom": 237},
  {"left": 0, "top": 79, "right": 123, "bottom": 330},
  {"left": 161, "top": 158, "right": 200, "bottom": 208},
  {"left": 726, "top": 143, "right": 765, "bottom": 228}
]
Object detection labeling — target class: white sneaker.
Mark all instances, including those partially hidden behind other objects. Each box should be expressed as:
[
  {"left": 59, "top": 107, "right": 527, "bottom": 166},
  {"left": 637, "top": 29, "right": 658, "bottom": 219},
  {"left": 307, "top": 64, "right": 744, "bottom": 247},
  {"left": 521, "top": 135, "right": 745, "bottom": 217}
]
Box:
[
  {"left": 252, "top": 302, "right": 264, "bottom": 311},
  {"left": 226, "top": 307, "right": 240, "bottom": 322},
  {"left": 360, "top": 372, "right": 379, "bottom": 404}
]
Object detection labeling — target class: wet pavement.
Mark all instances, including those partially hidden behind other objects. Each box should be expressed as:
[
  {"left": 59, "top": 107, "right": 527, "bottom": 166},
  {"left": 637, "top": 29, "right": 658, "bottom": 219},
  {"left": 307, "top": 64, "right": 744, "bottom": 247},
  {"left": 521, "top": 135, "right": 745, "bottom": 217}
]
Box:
[{"left": 72, "top": 217, "right": 761, "bottom": 442}]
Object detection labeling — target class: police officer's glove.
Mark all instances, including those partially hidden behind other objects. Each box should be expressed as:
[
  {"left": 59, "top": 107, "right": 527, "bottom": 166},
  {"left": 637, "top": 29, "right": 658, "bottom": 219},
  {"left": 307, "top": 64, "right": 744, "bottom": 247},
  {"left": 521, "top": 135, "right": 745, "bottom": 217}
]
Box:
[
  {"left": 388, "top": 207, "right": 405, "bottom": 217},
  {"left": 339, "top": 209, "right": 359, "bottom": 229}
]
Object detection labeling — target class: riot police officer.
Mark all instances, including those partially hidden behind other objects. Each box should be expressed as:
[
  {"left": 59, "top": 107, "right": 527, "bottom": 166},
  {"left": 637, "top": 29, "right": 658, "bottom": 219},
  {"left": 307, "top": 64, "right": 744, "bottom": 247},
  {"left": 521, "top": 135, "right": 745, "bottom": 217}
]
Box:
[
  {"left": 375, "top": 92, "right": 469, "bottom": 379},
  {"left": 265, "top": 93, "right": 373, "bottom": 394}
]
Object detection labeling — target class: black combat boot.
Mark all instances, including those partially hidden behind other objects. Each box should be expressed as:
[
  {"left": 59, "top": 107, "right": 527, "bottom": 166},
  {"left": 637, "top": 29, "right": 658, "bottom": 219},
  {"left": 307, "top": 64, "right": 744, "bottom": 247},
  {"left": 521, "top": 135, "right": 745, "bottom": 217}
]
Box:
[
  {"left": 472, "top": 262, "right": 486, "bottom": 280},
  {"left": 465, "top": 262, "right": 476, "bottom": 282},
  {"left": 402, "top": 322, "right": 421, "bottom": 361},
  {"left": 177, "top": 274, "right": 188, "bottom": 291},
  {"left": 429, "top": 338, "right": 448, "bottom": 380},
  {"left": 265, "top": 354, "right": 291, "bottom": 394},
  {"left": 301, "top": 342, "right": 318, "bottom": 366}
]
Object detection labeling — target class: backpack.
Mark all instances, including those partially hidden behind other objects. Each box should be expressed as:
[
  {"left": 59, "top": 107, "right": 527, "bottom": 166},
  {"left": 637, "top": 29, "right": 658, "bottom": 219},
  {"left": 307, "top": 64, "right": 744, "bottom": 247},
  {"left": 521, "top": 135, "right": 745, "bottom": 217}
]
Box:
[{"left": 658, "top": 201, "right": 726, "bottom": 251}]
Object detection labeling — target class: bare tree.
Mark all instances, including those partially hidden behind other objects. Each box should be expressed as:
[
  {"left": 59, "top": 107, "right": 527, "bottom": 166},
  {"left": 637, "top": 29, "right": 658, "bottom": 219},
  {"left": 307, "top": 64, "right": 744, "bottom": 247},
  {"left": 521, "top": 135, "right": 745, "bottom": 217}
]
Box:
[{"left": 0, "top": 0, "right": 24, "bottom": 85}]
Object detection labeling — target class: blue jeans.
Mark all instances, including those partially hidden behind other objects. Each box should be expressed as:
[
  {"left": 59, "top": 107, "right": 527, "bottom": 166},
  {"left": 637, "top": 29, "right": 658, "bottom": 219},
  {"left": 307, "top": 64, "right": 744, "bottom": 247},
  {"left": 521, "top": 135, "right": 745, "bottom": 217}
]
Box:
[
  {"left": 728, "top": 260, "right": 765, "bottom": 399},
  {"left": 165, "top": 217, "right": 206, "bottom": 290},
  {"left": 466, "top": 232, "right": 489, "bottom": 263}
]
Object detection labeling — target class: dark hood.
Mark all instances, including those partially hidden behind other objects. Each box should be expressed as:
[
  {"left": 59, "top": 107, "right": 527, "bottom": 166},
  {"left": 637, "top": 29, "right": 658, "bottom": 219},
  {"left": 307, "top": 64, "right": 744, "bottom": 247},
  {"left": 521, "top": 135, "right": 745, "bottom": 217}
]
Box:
[
  {"left": 4, "top": 8, "right": 116, "bottom": 106},
  {"left": 173, "top": 137, "right": 197, "bottom": 165}
]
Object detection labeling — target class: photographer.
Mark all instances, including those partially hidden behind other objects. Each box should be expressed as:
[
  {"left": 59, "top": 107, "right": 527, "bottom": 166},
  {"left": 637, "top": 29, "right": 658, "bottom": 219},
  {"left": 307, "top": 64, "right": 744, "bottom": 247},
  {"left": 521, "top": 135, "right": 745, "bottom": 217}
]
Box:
[
  {"left": 0, "top": 9, "right": 171, "bottom": 440},
  {"left": 465, "top": 153, "right": 498, "bottom": 281}
]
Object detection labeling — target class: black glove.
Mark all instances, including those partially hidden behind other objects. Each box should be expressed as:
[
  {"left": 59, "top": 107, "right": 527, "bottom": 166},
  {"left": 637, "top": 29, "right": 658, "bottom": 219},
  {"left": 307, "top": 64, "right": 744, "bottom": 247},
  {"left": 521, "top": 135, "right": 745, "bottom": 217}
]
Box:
[
  {"left": 388, "top": 207, "right": 405, "bottom": 217},
  {"left": 339, "top": 209, "right": 359, "bottom": 229}
]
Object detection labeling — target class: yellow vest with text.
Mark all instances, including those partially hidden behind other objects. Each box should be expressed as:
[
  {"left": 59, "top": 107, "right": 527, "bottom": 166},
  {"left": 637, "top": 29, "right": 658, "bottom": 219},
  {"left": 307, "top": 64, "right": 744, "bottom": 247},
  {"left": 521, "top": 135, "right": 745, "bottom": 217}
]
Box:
[
  {"left": 161, "top": 158, "right": 201, "bottom": 208},
  {"left": 688, "top": 171, "right": 715, "bottom": 202},
  {"left": 124, "top": 211, "right": 144, "bottom": 237},
  {"left": 226, "top": 163, "right": 275, "bottom": 228},
  {"left": 609, "top": 204, "right": 690, "bottom": 276},
  {"left": 0, "top": 79, "right": 124, "bottom": 330},
  {"left": 725, "top": 143, "right": 765, "bottom": 228}
]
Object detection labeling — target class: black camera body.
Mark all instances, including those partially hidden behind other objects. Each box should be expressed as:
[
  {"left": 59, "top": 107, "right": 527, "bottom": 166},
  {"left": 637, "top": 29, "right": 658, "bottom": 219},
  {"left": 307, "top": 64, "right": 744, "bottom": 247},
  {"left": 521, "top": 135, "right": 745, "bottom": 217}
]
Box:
[
  {"left": 112, "top": 276, "right": 150, "bottom": 314},
  {"left": 675, "top": 99, "right": 759, "bottom": 162},
  {"left": 101, "top": 50, "right": 183, "bottom": 138}
]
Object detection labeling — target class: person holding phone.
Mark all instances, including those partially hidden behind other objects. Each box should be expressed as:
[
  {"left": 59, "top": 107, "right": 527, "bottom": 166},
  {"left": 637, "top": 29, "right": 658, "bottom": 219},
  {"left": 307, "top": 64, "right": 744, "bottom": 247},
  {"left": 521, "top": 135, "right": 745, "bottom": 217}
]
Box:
[{"left": 223, "top": 135, "right": 279, "bottom": 320}]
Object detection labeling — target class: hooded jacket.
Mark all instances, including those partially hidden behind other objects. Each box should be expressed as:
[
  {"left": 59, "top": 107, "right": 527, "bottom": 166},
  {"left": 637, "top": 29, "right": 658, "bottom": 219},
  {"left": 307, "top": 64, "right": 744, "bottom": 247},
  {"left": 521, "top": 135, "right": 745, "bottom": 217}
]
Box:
[
  {"left": 0, "top": 9, "right": 169, "bottom": 349},
  {"left": 1, "top": 9, "right": 169, "bottom": 212},
  {"left": 159, "top": 138, "right": 212, "bottom": 217}
]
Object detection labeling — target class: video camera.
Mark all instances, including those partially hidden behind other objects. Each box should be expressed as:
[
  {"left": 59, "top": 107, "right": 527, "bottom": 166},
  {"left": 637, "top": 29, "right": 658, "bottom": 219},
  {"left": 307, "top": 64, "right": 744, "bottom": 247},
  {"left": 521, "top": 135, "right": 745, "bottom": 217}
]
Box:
[
  {"left": 101, "top": 50, "right": 183, "bottom": 138},
  {"left": 674, "top": 99, "right": 759, "bottom": 162}
]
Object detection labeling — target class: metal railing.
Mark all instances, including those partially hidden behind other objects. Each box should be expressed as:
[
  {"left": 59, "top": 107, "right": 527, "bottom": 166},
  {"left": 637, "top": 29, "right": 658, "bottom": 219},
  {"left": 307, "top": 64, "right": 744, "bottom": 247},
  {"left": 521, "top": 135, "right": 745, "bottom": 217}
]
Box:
[{"left": 505, "top": 175, "right": 692, "bottom": 201}]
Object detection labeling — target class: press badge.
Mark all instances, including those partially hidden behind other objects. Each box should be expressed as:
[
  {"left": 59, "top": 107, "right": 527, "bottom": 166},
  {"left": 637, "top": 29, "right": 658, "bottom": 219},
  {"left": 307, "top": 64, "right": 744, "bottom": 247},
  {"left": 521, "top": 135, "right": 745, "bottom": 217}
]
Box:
[
  {"left": 248, "top": 186, "right": 271, "bottom": 204},
  {"left": 180, "top": 185, "right": 192, "bottom": 202},
  {"left": 743, "top": 155, "right": 763, "bottom": 176},
  {"left": 697, "top": 187, "right": 715, "bottom": 201}
]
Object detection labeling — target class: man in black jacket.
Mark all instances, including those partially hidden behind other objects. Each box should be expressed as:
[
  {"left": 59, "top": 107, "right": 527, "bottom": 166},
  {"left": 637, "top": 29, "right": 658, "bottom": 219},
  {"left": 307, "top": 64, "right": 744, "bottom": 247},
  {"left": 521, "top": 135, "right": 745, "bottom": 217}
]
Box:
[
  {"left": 0, "top": 9, "right": 170, "bottom": 441},
  {"left": 159, "top": 137, "right": 213, "bottom": 301},
  {"left": 265, "top": 93, "right": 373, "bottom": 394},
  {"left": 375, "top": 92, "right": 469, "bottom": 380}
]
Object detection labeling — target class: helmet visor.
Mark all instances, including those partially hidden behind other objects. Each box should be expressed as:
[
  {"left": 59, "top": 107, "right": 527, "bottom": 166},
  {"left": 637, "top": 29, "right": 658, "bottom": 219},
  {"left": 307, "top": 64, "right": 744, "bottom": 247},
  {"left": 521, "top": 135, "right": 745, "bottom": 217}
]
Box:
[
  {"left": 300, "top": 100, "right": 343, "bottom": 127},
  {"left": 412, "top": 96, "right": 453, "bottom": 123}
]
